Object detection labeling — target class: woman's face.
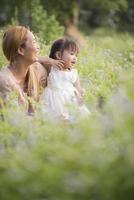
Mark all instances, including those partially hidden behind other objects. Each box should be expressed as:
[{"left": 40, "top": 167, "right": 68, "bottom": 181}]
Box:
[{"left": 22, "top": 31, "right": 39, "bottom": 64}]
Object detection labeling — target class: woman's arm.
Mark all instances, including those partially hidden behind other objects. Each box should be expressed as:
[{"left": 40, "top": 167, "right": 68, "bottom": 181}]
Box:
[{"left": 38, "top": 56, "right": 65, "bottom": 73}]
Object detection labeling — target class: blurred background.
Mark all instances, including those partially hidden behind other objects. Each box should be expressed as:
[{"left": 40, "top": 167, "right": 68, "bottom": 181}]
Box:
[{"left": 0, "top": 0, "right": 134, "bottom": 43}]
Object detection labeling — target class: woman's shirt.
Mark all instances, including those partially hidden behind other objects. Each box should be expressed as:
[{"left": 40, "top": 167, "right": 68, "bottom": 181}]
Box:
[{"left": 0, "top": 62, "right": 47, "bottom": 104}]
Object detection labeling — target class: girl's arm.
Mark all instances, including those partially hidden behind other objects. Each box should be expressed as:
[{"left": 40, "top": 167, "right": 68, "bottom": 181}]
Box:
[
  {"left": 74, "top": 76, "right": 85, "bottom": 105},
  {"left": 38, "top": 57, "right": 65, "bottom": 73},
  {"left": 74, "top": 76, "right": 85, "bottom": 96}
]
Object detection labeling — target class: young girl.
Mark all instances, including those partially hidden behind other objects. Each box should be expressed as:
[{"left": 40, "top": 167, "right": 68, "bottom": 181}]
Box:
[{"left": 41, "top": 37, "right": 90, "bottom": 121}]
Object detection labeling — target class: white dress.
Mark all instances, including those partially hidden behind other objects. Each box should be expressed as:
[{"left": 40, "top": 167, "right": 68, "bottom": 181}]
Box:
[{"left": 41, "top": 66, "right": 90, "bottom": 121}]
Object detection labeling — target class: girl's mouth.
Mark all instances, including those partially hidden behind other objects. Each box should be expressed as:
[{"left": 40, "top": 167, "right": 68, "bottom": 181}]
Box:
[{"left": 71, "top": 61, "right": 75, "bottom": 65}]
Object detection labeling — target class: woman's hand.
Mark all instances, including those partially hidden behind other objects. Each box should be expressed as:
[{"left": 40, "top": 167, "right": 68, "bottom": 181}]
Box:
[
  {"left": 38, "top": 57, "right": 65, "bottom": 72},
  {"left": 49, "top": 59, "right": 65, "bottom": 70}
]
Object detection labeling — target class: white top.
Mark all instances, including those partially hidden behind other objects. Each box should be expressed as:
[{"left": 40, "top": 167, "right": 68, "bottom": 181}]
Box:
[{"left": 42, "top": 66, "right": 90, "bottom": 121}]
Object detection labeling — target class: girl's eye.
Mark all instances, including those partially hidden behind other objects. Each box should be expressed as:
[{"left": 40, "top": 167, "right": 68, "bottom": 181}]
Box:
[{"left": 71, "top": 52, "right": 78, "bottom": 58}]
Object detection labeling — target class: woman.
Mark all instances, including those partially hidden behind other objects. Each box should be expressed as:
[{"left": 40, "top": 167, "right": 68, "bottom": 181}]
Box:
[{"left": 0, "top": 26, "right": 64, "bottom": 112}]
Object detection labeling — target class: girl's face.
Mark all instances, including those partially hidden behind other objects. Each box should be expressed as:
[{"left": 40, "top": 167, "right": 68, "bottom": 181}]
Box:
[
  {"left": 61, "top": 49, "right": 78, "bottom": 69},
  {"left": 21, "top": 31, "right": 39, "bottom": 64}
]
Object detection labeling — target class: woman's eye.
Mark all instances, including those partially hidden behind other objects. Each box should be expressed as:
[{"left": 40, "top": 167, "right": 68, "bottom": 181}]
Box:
[
  {"left": 70, "top": 52, "right": 74, "bottom": 55},
  {"left": 32, "top": 40, "right": 36, "bottom": 44}
]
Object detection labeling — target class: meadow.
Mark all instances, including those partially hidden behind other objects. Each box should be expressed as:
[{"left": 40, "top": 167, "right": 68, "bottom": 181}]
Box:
[{"left": 0, "top": 28, "right": 134, "bottom": 200}]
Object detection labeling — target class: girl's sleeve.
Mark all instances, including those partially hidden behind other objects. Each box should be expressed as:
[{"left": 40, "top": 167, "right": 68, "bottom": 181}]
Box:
[{"left": 71, "top": 68, "right": 78, "bottom": 84}]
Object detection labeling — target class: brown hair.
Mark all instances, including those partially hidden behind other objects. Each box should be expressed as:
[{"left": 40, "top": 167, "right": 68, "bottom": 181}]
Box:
[
  {"left": 49, "top": 37, "right": 79, "bottom": 59},
  {"left": 26, "top": 64, "right": 39, "bottom": 101},
  {"left": 2, "top": 26, "right": 28, "bottom": 63}
]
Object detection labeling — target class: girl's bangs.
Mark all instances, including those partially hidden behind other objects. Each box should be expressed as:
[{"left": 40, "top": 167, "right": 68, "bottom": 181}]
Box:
[{"left": 68, "top": 42, "right": 79, "bottom": 53}]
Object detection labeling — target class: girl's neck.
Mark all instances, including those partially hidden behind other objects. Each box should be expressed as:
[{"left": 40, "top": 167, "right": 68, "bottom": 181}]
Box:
[{"left": 8, "top": 59, "right": 30, "bottom": 87}]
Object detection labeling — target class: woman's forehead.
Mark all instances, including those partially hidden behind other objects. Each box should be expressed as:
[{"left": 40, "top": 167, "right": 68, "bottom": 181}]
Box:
[{"left": 27, "top": 30, "right": 35, "bottom": 39}]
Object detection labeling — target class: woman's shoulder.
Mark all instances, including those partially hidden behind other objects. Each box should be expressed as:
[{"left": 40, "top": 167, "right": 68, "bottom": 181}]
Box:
[
  {"left": 29, "top": 62, "right": 48, "bottom": 87},
  {"left": 0, "top": 66, "right": 9, "bottom": 74},
  {"left": 0, "top": 67, "right": 14, "bottom": 98},
  {"left": 0, "top": 66, "right": 11, "bottom": 83},
  {"left": 30, "top": 62, "right": 47, "bottom": 75}
]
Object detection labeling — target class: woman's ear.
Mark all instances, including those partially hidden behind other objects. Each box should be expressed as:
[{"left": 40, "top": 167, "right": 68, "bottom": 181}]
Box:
[
  {"left": 17, "top": 47, "right": 25, "bottom": 56},
  {"left": 55, "top": 51, "right": 62, "bottom": 59}
]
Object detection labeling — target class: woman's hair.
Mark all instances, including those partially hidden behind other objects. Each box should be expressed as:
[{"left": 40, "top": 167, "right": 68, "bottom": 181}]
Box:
[
  {"left": 49, "top": 37, "right": 79, "bottom": 59},
  {"left": 2, "top": 26, "right": 29, "bottom": 63},
  {"left": 26, "top": 65, "right": 39, "bottom": 101},
  {"left": 2, "top": 26, "right": 39, "bottom": 101}
]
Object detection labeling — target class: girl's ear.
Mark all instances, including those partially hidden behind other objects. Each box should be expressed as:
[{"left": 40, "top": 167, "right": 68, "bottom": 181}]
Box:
[
  {"left": 17, "top": 47, "right": 25, "bottom": 56},
  {"left": 55, "top": 51, "right": 62, "bottom": 59}
]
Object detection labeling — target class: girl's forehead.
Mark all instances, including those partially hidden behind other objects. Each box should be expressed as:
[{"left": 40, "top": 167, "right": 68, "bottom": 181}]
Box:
[
  {"left": 65, "top": 47, "right": 79, "bottom": 54},
  {"left": 69, "top": 43, "right": 79, "bottom": 51}
]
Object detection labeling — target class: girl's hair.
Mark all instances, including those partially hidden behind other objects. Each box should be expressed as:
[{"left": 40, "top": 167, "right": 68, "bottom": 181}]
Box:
[
  {"left": 2, "top": 26, "right": 39, "bottom": 101},
  {"left": 2, "top": 26, "right": 29, "bottom": 63},
  {"left": 49, "top": 37, "right": 79, "bottom": 59}
]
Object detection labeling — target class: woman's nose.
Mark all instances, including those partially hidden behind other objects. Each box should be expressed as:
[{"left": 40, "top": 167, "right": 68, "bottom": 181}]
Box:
[{"left": 36, "top": 43, "right": 40, "bottom": 53}]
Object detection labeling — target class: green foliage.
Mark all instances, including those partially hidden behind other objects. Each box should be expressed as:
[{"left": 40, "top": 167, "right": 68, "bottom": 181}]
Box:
[
  {"left": 40, "top": 0, "right": 79, "bottom": 25},
  {"left": 81, "top": 0, "right": 128, "bottom": 11},
  {"left": 0, "top": 30, "right": 7, "bottom": 67},
  {"left": 0, "top": 74, "right": 134, "bottom": 200},
  {"left": 0, "top": 28, "right": 134, "bottom": 199},
  {"left": 30, "top": 0, "right": 64, "bottom": 44},
  {"left": 79, "top": 0, "right": 134, "bottom": 30},
  {"left": 78, "top": 28, "right": 134, "bottom": 105},
  {"left": 0, "top": 0, "right": 64, "bottom": 44},
  {"left": 0, "top": 0, "right": 134, "bottom": 32}
]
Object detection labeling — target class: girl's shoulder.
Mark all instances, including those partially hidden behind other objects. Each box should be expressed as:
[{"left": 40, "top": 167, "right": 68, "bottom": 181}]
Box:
[
  {"left": 70, "top": 67, "right": 78, "bottom": 75},
  {"left": 49, "top": 66, "right": 62, "bottom": 75},
  {"left": 71, "top": 67, "right": 78, "bottom": 72},
  {"left": 70, "top": 67, "right": 78, "bottom": 83}
]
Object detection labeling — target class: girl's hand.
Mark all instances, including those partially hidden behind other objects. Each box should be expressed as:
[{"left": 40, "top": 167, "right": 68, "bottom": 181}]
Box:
[
  {"left": 81, "top": 88, "right": 86, "bottom": 97},
  {"left": 78, "top": 88, "right": 86, "bottom": 105},
  {"left": 75, "top": 90, "right": 84, "bottom": 106}
]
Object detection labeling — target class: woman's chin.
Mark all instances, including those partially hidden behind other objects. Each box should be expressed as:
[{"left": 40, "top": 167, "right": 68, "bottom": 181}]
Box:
[
  {"left": 34, "top": 57, "right": 39, "bottom": 62},
  {"left": 31, "top": 56, "right": 38, "bottom": 63}
]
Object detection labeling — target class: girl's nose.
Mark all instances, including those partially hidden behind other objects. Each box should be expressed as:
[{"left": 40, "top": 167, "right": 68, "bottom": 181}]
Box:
[{"left": 74, "top": 56, "right": 77, "bottom": 61}]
